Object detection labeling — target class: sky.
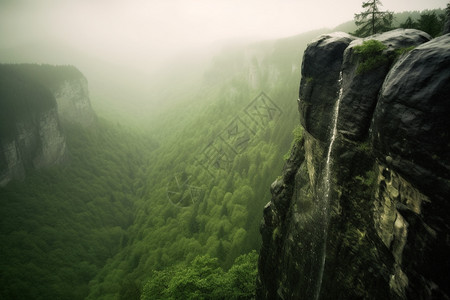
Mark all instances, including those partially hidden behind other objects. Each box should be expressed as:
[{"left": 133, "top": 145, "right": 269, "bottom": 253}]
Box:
[{"left": 0, "top": 0, "right": 448, "bottom": 70}]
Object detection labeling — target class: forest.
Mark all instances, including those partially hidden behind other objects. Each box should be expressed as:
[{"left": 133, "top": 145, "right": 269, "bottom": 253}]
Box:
[
  {"left": 0, "top": 5, "right": 447, "bottom": 300},
  {"left": 0, "top": 31, "right": 305, "bottom": 299}
]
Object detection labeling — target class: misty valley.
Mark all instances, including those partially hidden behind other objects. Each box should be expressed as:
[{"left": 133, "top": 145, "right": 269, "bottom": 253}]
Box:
[
  {"left": 1, "top": 3, "right": 449, "bottom": 300},
  {"left": 0, "top": 31, "right": 303, "bottom": 299}
]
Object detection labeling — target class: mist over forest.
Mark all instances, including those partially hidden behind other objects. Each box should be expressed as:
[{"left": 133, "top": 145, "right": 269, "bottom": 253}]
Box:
[{"left": 1, "top": 0, "right": 449, "bottom": 299}]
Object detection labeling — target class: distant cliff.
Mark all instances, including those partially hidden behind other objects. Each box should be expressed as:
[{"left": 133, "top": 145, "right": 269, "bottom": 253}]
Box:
[
  {"left": 0, "top": 64, "right": 95, "bottom": 186},
  {"left": 3, "top": 64, "right": 97, "bottom": 126},
  {"left": 257, "top": 30, "right": 450, "bottom": 299}
]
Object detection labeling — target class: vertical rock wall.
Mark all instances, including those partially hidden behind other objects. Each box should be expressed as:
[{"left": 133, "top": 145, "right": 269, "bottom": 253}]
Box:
[
  {"left": 0, "top": 64, "right": 95, "bottom": 186},
  {"left": 257, "top": 30, "right": 450, "bottom": 299},
  {"left": 54, "top": 77, "right": 96, "bottom": 127}
]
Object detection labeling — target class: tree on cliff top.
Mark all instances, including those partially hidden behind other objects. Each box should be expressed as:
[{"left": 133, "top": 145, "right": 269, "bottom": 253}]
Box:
[{"left": 354, "top": 0, "right": 393, "bottom": 37}]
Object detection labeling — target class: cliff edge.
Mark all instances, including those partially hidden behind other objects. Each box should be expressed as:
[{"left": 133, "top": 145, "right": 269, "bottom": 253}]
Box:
[
  {"left": 257, "top": 30, "right": 450, "bottom": 299},
  {"left": 0, "top": 64, "right": 96, "bottom": 186}
]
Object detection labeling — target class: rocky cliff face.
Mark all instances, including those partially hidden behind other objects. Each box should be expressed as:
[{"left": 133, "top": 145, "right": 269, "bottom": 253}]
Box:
[
  {"left": 53, "top": 77, "right": 96, "bottom": 126},
  {"left": 4, "top": 64, "right": 97, "bottom": 127},
  {"left": 257, "top": 29, "right": 450, "bottom": 299},
  {"left": 0, "top": 107, "right": 67, "bottom": 187},
  {"left": 0, "top": 64, "right": 95, "bottom": 186}
]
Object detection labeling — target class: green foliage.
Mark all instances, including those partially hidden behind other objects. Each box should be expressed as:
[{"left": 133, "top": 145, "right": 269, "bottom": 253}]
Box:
[
  {"left": 400, "top": 16, "right": 418, "bottom": 29},
  {"left": 353, "top": 40, "right": 388, "bottom": 74},
  {"left": 141, "top": 251, "right": 258, "bottom": 299},
  {"left": 413, "top": 11, "right": 444, "bottom": 37},
  {"left": 399, "top": 9, "right": 446, "bottom": 37},
  {"left": 0, "top": 120, "right": 156, "bottom": 299},
  {"left": 85, "top": 33, "right": 303, "bottom": 299},
  {"left": 283, "top": 125, "right": 304, "bottom": 160},
  {"left": 1, "top": 32, "right": 304, "bottom": 299},
  {"left": 354, "top": 170, "right": 376, "bottom": 187},
  {"left": 394, "top": 46, "right": 416, "bottom": 58},
  {"left": 353, "top": 0, "right": 393, "bottom": 37}
]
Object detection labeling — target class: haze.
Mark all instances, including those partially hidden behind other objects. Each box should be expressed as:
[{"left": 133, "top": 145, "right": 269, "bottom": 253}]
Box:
[{"left": 1, "top": 0, "right": 447, "bottom": 71}]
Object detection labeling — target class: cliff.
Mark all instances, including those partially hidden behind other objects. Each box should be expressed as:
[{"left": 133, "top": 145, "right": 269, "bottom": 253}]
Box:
[
  {"left": 257, "top": 29, "right": 450, "bottom": 299},
  {"left": 2, "top": 64, "right": 97, "bottom": 126},
  {"left": 0, "top": 64, "right": 95, "bottom": 186}
]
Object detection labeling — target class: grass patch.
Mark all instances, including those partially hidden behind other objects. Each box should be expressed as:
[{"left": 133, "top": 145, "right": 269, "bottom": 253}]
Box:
[{"left": 353, "top": 40, "right": 388, "bottom": 74}]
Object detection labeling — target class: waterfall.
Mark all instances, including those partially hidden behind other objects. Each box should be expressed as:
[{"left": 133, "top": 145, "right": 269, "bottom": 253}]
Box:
[{"left": 314, "top": 71, "right": 344, "bottom": 300}]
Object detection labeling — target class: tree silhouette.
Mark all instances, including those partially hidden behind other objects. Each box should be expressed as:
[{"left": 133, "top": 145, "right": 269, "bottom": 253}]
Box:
[
  {"left": 399, "top": 10, "right": 446, "bottom": 37},
  {"left": 444, "top": 3, "right": 450, "bottom": 34},
  {"left": 354, "top": 0, "right": 393, "bottom": 37},
  {"left": 399, "top": 16, "right": 417, "bottom": 30},
  {"left": 416, "top": 11, "right": 444, "bottom": 37}
]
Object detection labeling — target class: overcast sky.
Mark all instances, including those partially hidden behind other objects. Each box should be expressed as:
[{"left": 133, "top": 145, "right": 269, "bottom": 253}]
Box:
[{"left": 1, "top": 0, "right": 447, "bottom": 69}]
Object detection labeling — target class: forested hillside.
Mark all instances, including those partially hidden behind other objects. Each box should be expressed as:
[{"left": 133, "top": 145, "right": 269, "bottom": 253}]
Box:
[
  {"left": 0, "top": 31, "right": 314, "bottom": 299},
  {"left": 0, "top": 121, "right": 156, "bottom": 299},
  {"left": 85, "top": 32, "right": 314, "bottom": 299}
]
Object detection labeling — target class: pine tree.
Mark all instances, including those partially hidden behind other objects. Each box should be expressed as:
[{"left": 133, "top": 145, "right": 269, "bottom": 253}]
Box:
[
  {"left": 400, "top": 16, "right": 418, "bottom": 29},
  {"left": 444, "top": 3, "right": 450, "bottom": 34},
  {"left": 354, "top": 0, "right": 393, "bottom": 37},
  {"left": 416, "top": 11, "right": 443, "bottom": 37}
]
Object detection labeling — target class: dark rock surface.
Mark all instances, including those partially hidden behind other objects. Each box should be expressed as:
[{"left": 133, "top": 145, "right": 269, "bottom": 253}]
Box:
[
  {"left": 0, "top": 66, "right": 67, "bottom": 186},
  {"left": 372, "top": 33, "right": 450, "bottom": 201},
  {"left": 1, "top": 64, "right": 97, "bottom": 127},
  {"left": 371, "top": 34, "right": 450, "bottom": 299},
  {"left": 298, "top": 32, "right": 355, "bottom": 142},
  {"left": 338, "top": 29, "right": 431, "bottom": 141},
  {"left": 258, "top": 30, "right": 450, "bottom": 299}
]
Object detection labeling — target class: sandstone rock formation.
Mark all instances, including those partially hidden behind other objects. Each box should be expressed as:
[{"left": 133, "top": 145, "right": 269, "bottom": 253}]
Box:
[{"left": 258, "top": 30, "right": 450, "bottom": 299}]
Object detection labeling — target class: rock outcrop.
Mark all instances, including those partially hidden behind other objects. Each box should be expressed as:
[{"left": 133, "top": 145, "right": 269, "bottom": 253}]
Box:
[
  {"left": 0, "top": 65, "right": 67, "bottom": 186},
  {"left": 258, "top": 30, "right": 449, "bottom": 299},
  {"left": 0, "top": 64, "right": 95, "bottom": 186},
  {"left": 2, "top": 64, "right": 97, "bottom": 127},
  {"left": 53, "top": 76, "right": 96, "bottom": 126}
]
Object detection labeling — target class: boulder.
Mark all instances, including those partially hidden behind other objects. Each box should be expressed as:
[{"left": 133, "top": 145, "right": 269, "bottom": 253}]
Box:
[{"left": 338, "top": 29, "right": 431, "bottom": 140}]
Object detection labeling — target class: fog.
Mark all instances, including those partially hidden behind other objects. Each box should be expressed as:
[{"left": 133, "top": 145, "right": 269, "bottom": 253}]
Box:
[
  {"left": 1, "top": 0, "right": 447, "bottom": 71},
  {"left": 1, "top": 0, "right": 447, "bottom": 123}
]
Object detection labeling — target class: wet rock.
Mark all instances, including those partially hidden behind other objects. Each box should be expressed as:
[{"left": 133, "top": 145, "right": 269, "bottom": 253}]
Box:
[
  {"left": 338, "top": 29, "right": 431, "bottom": 141},
  {"left": 371, "top": 33, "right": 450, "bottom": 201},
  {"left": 258, "top": 30, "right": 450, "bottom": 299},
  {"left": 298, "top": 32, "right": 356, "bottom": 142}
]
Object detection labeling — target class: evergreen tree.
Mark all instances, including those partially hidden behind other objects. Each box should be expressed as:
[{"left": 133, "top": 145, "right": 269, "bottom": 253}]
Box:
[
  {"left": 354, "top": 0, "right": 393, "bottom": 37},
  {"left": 417, "top": 11, "right": 444, "bottom": 37},
  {"left": 399, "top": 10, "right": 446, "bottom": 37},
  {"left": 399, "top": 16, "right": 418, "bottom": 29},
  {"left": 444, "top": 3, "right": 450, "bottom": 34}
]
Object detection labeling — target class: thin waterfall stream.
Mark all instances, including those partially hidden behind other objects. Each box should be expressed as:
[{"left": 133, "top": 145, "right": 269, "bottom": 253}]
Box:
[{"left": 314, "top": 71, "right": 344, "bottom": 300}]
